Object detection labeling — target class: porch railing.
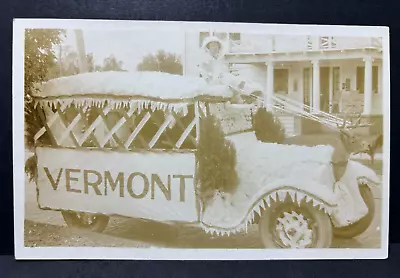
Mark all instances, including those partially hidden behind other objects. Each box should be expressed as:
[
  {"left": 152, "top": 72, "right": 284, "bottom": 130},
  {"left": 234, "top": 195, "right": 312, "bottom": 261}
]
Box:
[
  {"left": 197, "top": 66, "right": 350, "bottom": 130},
  {"left": 271, "top": 94, "right": 352, "bottom": 129},
  {"left": 228, "top": 36, "right": 382, "bottom": 53}
]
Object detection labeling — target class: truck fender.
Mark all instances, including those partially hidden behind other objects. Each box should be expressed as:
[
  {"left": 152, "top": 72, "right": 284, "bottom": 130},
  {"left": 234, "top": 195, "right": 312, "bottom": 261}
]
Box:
[
  {"left": 245, "top": 179, "right": 337, "bottom": 225},
  {"left": 200, "top": 179, "right": 338, "bottom": 236},
  {"left": 328, "top": 160, "right": 380, "bottom": 228},
  {"left": 348, "top": 160, "right": 381, "bottom": 188}
]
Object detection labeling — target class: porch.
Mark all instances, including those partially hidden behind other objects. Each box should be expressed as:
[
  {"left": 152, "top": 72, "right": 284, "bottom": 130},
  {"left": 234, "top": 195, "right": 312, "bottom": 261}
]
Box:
[
  {"left": 274, "top": 59, "right": 382, "bottom": 115},
  {"left": 229, "top": 53, "right": 383, "bottom": 116},
  {"left": 228, "top": 51, "right": 383, "bottom": 136}
]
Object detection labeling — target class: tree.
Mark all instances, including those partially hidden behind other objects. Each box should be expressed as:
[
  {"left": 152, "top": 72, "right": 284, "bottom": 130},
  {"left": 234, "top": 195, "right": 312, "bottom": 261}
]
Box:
[
  {"left": 197, "top": 115, "right": 238, "bottom": 205},
  {"left": 101, "top": 55, "right": 125, "bottom": 71},
  {"left": 86, "top": 53, "right": 95, "bottom": 72},
  {"left": 61, "top": 51, "right": 80, "bottom": 76},
  {"left": 24, "top": 28, "right": 65, "bottom": 149},
  {"left": 137, "top": 50, "right": 183, "bottom": 75},
  {"left": 25, "top": 29, "right": 65, "bottom": 97},
  {"left": 86, "top": 54, "right": 125, "bottom": 72},
  {"left": 48, "top": 50, "right": 125, "bottom": 78}
]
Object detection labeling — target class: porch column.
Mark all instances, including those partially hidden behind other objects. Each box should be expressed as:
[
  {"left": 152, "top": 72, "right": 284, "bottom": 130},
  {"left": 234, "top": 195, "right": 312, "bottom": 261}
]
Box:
[
  {"left": 312, "top": 60, "right": 320, "bottom": 112},
  {"left": 328, "top": 66, "right": 333, "bottom": 113},
  {"left": 363, "top": 56, "right": 373, "bottom": 115},
  {"left": 265, "top": 62, "right": 274, "bottom": 111}
]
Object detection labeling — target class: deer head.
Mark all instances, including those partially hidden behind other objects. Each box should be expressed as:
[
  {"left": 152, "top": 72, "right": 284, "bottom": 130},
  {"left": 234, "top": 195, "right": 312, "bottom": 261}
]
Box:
[{"left": 337, "top": 112, "right": 373, "bottom": 155}]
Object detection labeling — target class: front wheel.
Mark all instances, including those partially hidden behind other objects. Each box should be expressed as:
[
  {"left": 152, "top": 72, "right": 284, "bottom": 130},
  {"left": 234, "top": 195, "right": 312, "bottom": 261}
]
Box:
[
  {"left": 259, "top": 194, "right": 332, "bottom": 248},
  {"left": 61, "top": 211, "right": 110, "bottom": 233}
]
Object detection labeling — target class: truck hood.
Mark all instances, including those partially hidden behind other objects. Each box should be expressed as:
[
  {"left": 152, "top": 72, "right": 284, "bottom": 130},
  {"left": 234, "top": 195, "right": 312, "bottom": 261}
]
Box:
[
  {"left": 201, "top": 132, "right": 338, "bottom": 235},
  {"left": 348, "top": 159, "right": 381, "bottom": 185},
  {"left": 227, "top": 132, "right": 336, "bottom": 188}
]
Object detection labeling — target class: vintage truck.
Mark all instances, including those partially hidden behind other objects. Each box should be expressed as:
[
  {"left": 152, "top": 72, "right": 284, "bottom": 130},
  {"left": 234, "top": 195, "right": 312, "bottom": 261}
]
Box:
[{"left": 26, "top": 70, "right": 381, "bottom": 248}]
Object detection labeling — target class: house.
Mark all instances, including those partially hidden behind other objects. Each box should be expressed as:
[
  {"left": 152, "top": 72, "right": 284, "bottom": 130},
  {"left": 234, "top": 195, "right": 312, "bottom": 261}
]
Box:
[{"left": 183, "top": 31, "right": 383, "bottom": 136}]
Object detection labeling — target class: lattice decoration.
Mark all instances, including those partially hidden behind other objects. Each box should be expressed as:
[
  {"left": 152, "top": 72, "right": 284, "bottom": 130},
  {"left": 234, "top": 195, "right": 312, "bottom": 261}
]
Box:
[
  {"left": 307, "top": 36, "right": 313, "bottom": 50},
  {"left": 320, "top": 36, "right": 337, "bottom": 49},
  {"left": 34, "top": 101, "right": 199, "bottom": 150}
]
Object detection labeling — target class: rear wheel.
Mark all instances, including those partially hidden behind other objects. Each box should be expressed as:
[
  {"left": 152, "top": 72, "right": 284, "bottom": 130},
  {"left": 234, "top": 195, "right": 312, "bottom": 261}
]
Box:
[
  {"left": 61, "top": 211, "right": 110, "bottom": 233},
  {"left": 332, "top": 184, "right": 375, "bottom": 238},
  {"left": 259, "top": 194, "right": 332, "bottom": 248}
]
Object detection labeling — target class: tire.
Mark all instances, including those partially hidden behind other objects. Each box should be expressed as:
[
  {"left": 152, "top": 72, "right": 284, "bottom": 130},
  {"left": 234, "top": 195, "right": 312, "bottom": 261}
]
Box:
[
  {"left": 259, "top": 193, "right": 332, "bottom": 248},
  {"left": 61, "top": 211, "right": 110, "bottom": 233},
  {"left": 332, "top": 184, "right": 375, "bottom": 238}
]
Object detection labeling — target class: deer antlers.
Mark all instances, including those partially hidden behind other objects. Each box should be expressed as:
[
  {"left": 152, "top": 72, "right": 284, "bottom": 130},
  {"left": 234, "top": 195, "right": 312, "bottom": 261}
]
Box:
[
  {"left": 336, "top": 114, "right": 348, "bottom": 129},
  {"left": 336, "top": 110, "right": 372, "bottom": 131}
]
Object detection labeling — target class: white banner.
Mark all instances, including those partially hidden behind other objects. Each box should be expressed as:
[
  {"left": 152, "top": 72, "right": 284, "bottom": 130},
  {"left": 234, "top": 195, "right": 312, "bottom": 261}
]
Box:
[{"left": 35, "top": 147, "right": 198, "bottom": 223}]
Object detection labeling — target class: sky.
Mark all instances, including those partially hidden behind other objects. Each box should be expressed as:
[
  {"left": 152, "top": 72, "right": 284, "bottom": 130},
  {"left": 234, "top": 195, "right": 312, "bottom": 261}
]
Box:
[{"left": 61, "top": 29, "right": 185, "bottom": 72}]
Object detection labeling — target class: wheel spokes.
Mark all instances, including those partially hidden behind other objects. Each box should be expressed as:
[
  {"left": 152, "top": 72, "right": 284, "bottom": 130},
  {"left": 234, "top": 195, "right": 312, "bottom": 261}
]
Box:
[{"left": 276, "top": 210, "right": 313, "bottom": 248}]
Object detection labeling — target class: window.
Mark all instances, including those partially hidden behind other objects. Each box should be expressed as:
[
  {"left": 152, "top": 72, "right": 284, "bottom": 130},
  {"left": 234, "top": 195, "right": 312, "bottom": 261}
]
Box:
[
  {"left": 229, "top": 33, "right": 241, "bottom": 41},
  {"left": 274, "top": 69, "right": 289, "bottom": 94}
]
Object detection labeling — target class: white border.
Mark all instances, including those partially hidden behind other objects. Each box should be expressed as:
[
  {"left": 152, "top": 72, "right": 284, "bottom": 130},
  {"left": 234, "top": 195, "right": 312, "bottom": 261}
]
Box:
[{"left": 13, "top": 19, "right": 390, "bottom": 260}]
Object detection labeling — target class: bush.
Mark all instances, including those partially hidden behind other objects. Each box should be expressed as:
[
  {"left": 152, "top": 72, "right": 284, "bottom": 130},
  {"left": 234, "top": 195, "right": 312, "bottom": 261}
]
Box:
[
  {"left": 25, "top": 154, "right": 38, "bottom": 183},
  {"left": 196, "top": 115, "right": 238, "bottom": 205},
  {"left": 252, "top": 108, "right": 285, "bottom": 143},
  {"left": 25, "top": 98, "right": 54, "bottom": 150}
]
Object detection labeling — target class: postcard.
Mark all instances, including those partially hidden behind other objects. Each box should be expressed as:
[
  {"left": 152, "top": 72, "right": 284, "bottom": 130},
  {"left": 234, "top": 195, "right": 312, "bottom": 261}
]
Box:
[{"left": 13, "top": 19, "right": 390, "bottom": 260}]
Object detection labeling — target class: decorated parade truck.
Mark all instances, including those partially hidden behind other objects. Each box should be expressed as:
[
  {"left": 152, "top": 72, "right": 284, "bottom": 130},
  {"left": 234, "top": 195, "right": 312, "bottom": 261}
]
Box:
[{"left": 25, "top": 70, "right": 381, "bottom": 249}]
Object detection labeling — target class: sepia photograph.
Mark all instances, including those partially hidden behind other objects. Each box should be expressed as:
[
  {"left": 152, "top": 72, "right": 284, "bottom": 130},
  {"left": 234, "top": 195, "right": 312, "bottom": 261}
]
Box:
[{"left": 13, "top": 19, "right": 390, "bottom": 260}]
